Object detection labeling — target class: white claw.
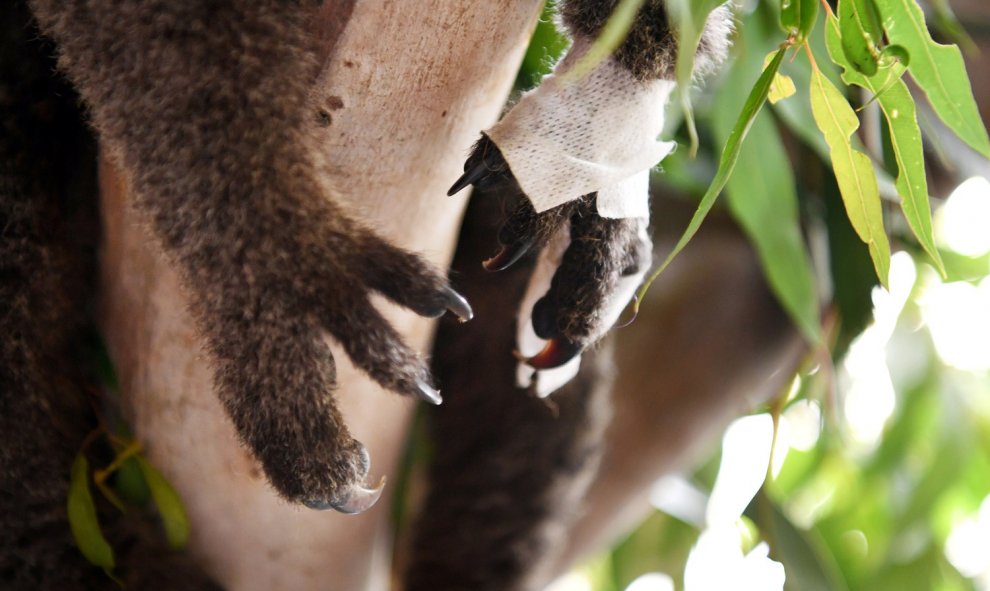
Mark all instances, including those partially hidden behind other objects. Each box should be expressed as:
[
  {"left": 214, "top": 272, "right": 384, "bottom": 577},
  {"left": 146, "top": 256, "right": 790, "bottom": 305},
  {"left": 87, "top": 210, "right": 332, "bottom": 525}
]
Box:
[{"left": 330, "top": 476, "right": 386, "bottom": 515}]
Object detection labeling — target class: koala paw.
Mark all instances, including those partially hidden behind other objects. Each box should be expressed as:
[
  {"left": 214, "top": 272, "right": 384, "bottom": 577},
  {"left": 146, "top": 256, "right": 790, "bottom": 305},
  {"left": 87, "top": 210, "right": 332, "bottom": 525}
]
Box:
[
  {"left": 450, "top": 135, "right": 651, "bottom": 396},
  {"left": 199, "top": 214, "right": 472, "bottom": 513}
]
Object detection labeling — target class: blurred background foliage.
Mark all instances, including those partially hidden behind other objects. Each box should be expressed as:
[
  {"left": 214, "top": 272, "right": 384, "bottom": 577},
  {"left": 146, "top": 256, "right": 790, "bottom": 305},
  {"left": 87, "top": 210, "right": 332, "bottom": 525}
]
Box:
[{"left": 512, "top": 1, "right": 990, "bottom": 590}]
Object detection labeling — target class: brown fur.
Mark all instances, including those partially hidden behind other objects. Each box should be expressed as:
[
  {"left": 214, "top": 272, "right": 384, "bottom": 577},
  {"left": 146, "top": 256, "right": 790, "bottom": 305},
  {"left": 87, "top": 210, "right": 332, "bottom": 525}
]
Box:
[
  {"left": 28, "top": 0, "right": 468, "bottom": 508},
  {"left": 404, "top": 188, "right": 615, "bottom": 591}
]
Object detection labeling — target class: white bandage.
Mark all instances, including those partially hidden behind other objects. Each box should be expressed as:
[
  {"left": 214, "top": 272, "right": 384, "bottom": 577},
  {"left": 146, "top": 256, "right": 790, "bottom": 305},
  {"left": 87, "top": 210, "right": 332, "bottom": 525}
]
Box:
[{"left": 486, "top": 37, "right": 676, "bottom": 219}]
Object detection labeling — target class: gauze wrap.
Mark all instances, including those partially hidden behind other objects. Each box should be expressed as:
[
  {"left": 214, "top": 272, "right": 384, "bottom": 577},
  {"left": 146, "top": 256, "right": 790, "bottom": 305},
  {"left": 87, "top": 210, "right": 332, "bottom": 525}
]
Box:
[{"left": 486, "top": 37, "right": 676, "bottom": 219}]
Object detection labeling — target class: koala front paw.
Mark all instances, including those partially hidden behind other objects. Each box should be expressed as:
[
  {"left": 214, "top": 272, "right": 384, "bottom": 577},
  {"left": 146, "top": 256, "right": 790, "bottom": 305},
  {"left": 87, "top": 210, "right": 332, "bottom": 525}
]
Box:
[
  {"left": 198, "top": 216, "right": 471, "bottom": 513},
  {"left": 450, "top": 136, "right": 651, "bottom": 396}
]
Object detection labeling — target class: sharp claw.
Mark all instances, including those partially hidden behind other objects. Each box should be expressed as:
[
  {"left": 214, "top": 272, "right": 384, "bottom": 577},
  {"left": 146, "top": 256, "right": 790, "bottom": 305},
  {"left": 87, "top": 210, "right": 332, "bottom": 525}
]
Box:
[
  {"left": 415, "top": 377, "right": 442, "bottom": 405},
  {"left": 524, "top": 338, "right": 583, "bottom": 370},
  {"left": 441, "top": 286, "right": 473, "bottom": 322},
  {"left": 482, "top": 236, "right": 537, "bottom": 272},
  {"left": 305, "top": 476, "right": 387, "bottom": 515},
  {"left": 447, "top": 160, "right": 491, "bottom": 196}
]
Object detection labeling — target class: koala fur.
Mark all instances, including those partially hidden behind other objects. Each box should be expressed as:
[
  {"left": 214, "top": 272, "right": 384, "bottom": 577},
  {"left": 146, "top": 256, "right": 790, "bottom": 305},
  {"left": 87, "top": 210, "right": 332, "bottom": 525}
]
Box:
[{"left": 1, "top": 0, "right": 731, "bottom": 588}]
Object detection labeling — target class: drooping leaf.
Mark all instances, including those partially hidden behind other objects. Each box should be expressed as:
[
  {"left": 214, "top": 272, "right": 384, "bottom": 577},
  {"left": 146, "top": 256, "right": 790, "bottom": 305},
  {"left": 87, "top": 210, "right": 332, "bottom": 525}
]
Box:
[
  {"left": 668, "top": 0, "right": 727, "bottom": 154},
  {"left": 715, "top": 45, "right": 820, "bottom": 342},
  {"left": 838, "top": 0, "right": 884, "bottom": 76},
  {"left": 68, "top": 454, "right": 115, "bottom": 570},
  {"left": 825, "top": 15, "right": 945, "bottom": 276},
  {"left": 780, "top": 0, "right": 820, "bottom": 41},
  {"left": 873, "top": 0, "right": 990, "bottom": 158},
  {"left": 771, "top": 11, "right": 841, "bottom": 161},
  {"left": 136, "top": 456, "right": 190, "bottom": 550},
  {"left": 809, "top": 66, "right": 891, "bottom": 286},
  {"left": 637, "top": 45, "right": 790, "bottom": 304}
]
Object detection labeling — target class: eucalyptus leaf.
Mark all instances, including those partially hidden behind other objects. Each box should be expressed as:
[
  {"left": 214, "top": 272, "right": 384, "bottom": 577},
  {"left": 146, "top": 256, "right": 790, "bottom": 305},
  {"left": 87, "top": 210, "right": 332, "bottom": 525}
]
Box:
[
  {"left": 136, "top": 456, "right": 190, "bottom": 550},
  {"left": 873, "top": 0, "right": 990, "bottom": 158},
  {"left": 637, "top": 45, "right": 789, "bottom": 304},
  {"left": 809, "top": 66, "right": 891, "bottom": 286},
  {"left": 67, "top": 454, "right": 115, "bottom": 570},
  {"left": 780, "top": 0, "right": 819, "bottom": 41},
  {"left": 838, "top": 0, "right": 883, "bottom": 76},
  {"left": 824, "top": 15, "right": 945, "bottom": 276}
]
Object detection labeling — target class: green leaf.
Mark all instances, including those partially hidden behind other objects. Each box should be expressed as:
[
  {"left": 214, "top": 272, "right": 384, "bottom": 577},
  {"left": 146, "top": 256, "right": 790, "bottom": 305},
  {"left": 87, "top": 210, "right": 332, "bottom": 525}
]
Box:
[
  {"left": 715, "top": 46, "right": 821, "bottom": 342},
  {"left": 873, "top": 0, "right": 990, "bottom": 158},
  {"left": 668, "top": 0, "right": 726, "bottom": 154},
  {"left": 781, "top": 0, "right": 820, "bottom": 41},
  {"left": 809, "top": 66, "right": 891, "bottom": 287},
  {"left": 825, "top": 15, "right": 945, "bottom": 276},
  {"left": 68, "top": 454, "right": 115, "bottom": 570},
  {"left": 838, "top": 0, "right": 883, "bottom": 76},
  {"left": 136, "top": 456, "right": 190, "bottom": 550},
  {"left": 637, "top": 45, "right": 790, "bottom": 305}
]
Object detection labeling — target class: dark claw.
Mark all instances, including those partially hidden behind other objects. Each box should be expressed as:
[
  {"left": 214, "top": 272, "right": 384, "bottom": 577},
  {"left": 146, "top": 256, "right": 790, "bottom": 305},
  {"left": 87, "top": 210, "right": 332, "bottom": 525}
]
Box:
[
  {"left": 482, "top": 235, "right": 537, "bottom": 272},
  {"left": 441, "top": 286, "right": 474, "bottom": 322},
  {"left": 447, "top": 134, "right": 511, "bottom": 196},
  {"left": 524, "top": 338, "right": 583, "bottom": 370},
  {"left": 447, "top": 160, "right": 493, "bottom": 196},
  {"left": 416, "top": 377, "right": 443, "bottom": 405},
  {"left": 305, "top": 477, "right": 386, "bottom": 515}
]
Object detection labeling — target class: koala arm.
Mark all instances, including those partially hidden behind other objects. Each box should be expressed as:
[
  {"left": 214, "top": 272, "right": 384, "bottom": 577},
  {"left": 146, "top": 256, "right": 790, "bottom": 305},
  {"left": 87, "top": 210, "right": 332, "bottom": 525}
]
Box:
[
  {"left": 451, "top": 0, "right": 731, "bottom": 395},
  {"left": 28, "top": 0, "right": 471, "bottom": 513}
]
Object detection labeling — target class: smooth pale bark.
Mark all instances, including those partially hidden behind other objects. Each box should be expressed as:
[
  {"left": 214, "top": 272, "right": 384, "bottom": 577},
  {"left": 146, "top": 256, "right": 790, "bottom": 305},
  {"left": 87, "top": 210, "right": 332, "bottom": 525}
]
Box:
[{"left": 99, "top": 2, "right": 543, "bottom": 590}]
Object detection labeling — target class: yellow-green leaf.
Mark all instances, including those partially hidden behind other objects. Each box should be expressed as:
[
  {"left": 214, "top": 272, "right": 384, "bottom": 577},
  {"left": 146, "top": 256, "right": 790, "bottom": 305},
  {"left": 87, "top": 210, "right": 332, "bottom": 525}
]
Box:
[
  {"left": 810, "top": 67, "right": 891, "bottom": 286},
  {"left": 825, "top": 15, "right": 945, "bottom": 276},
  {"left": 873, "top": 0, "right": 990, "bottom": 158},
  {"left": 136, "top": 456, "right": 190, "bottom": 550},
  {"left": 67, "top": 454, "right": 115, "bottom": 570}
]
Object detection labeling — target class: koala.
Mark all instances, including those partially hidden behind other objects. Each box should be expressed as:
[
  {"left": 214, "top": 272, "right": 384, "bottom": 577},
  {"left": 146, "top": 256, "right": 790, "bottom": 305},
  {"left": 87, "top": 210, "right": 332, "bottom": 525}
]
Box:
[{"left": 1, "top": 0, "right": 730, "bottom": 588}]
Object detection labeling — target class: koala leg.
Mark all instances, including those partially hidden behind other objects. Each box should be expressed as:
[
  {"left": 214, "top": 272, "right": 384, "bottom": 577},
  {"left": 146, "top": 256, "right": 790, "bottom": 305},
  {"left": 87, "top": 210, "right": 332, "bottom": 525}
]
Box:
[
  {"left": 403, "top": 191, "right": 615, "bottom": 591},
  {"left": 450, "top": 0, "right": 732, "bottom": 395},
  {"left": 28, "top": 0, "right": 471, "bottom": 513}
]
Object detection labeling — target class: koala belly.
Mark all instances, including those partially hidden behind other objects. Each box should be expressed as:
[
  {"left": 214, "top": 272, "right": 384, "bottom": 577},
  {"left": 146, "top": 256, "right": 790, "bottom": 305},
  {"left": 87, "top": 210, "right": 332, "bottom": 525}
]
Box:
[{"left": 96, "top": 1, "right": 543, "bottom": 589}]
